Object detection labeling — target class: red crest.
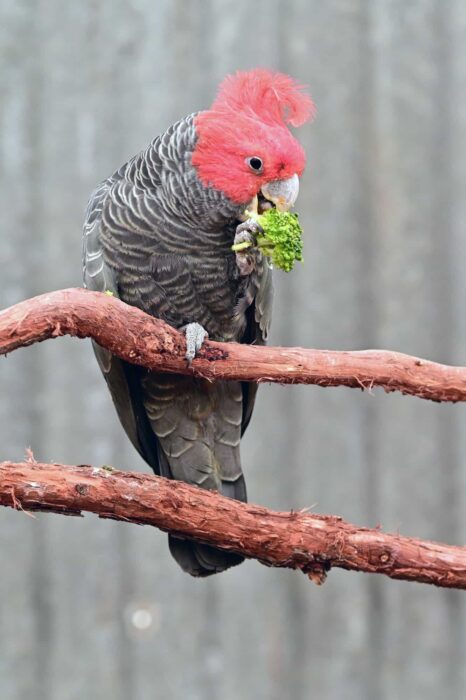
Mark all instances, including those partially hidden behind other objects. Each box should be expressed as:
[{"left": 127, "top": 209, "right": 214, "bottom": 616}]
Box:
[{"left": 192, "top": 69, "right": 315, "bottom": 204}]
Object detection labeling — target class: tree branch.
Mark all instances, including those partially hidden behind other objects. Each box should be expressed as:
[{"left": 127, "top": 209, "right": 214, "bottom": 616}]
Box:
[
  {"left": 1, "top": 460, "right": 465, "bottom": 589},
  {"left": 1, "top": 290, "right": 466, "bottom": 588},
  {"left": 1, "top": 288, "right": 466, "bottom": 402}
]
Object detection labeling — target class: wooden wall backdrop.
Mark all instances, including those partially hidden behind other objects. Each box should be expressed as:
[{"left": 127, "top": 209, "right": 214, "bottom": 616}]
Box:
[{"left": 1, "top": 1, "right": 465, "bottom": 698}]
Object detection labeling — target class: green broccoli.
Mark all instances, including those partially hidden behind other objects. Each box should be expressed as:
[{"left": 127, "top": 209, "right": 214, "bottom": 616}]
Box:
[{"left": 231, "top": 208, "right": 304, "bottom": 272}]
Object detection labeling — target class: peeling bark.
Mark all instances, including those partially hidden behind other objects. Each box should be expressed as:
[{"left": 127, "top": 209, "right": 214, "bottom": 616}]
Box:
[
  {"left": 1, "top": 461, "right": 465, "bottom": 589},
  {"left": 1, "top": 288, "right": 466, "bottom": 402},
  {"left": 1, "top": 289, "right": 466, "bottom": 589}
]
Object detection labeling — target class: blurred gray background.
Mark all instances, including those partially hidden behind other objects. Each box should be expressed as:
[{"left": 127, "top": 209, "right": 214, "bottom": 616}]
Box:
[{"left": 1, "top": 1, "right": 466, "bottom": 698}]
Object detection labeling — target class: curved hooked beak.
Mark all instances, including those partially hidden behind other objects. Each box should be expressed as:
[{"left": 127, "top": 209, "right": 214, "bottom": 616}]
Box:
[{"left": 261, "top": 173, "right": 300, "bottom": 212}]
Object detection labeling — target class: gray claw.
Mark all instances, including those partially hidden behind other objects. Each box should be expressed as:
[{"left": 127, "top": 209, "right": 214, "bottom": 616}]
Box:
[
  {"left": 184, "top": 322, "right": 208, "bottom": 363},
  {"left": 233, "top": 219, "right": 263, "bottom": 277},
  {"left": 235, "top": 218, "right": 263, "bottom": 237}
]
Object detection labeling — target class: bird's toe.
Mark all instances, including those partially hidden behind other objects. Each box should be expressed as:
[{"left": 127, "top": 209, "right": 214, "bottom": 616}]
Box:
[{"left": 184, "top": 322, "right": 208, "bottom": 363}]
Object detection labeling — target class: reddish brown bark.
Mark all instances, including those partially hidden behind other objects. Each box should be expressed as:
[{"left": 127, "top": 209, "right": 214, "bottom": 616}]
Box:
[
  {"left": 1, "top": 460, "right": 465, "bottom": 589},
  {"left": 1, "top": 288, "right": 465, "bottom": 402}
]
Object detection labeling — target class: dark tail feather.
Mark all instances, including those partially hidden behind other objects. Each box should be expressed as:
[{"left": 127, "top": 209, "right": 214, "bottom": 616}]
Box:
[
  {"left": 168, "top": 472, "right": 246, "bottom": 577},
  {"left": 129, "top": 422, "right": 245, "bottom": 576},
  {"left": 125, "top": 372, "right": 247, "bottom": 578},
  {"left": 168, "top": 536, "right": 244, "bottom": 577}
]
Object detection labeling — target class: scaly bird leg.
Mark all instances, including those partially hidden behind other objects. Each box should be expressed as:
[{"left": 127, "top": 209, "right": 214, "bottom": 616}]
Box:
[{"left": 183, "top": 322, "right": 209, "bottom": 364}]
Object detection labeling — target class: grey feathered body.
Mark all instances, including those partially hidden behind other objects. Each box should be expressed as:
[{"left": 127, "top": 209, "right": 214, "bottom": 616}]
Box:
[{"left": 83, "top": 114, "right": 273, "bottom": 576}]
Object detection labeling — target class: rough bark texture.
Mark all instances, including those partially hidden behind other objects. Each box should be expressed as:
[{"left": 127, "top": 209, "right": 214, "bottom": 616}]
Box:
[
  {"left": 1, "top": 288, "right": 466, "bottom": 402},
  {"left": 1, "top": 460, "right": 465, "bottom": 589}
]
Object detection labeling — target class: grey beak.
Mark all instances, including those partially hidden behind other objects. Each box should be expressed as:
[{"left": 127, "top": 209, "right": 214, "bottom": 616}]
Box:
[{"left": 261, "top": 173, "right": 300, "bottom": 212}]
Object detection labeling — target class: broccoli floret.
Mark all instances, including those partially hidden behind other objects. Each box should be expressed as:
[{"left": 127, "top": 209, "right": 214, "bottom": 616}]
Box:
[
  {"left": 232, "top": 208, "right": 304, "bottom": 272},
  {"left": 255, "top": 209, "right": 304, "bottom": 272}
]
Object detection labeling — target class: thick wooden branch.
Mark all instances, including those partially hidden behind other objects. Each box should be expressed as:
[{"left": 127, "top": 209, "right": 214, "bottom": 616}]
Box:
[
  {"left": 1, "top": 460, "right": 465, "bottom": 589},
  {"left": 1, "top": 288, "right": 466, "bottom": 402}
]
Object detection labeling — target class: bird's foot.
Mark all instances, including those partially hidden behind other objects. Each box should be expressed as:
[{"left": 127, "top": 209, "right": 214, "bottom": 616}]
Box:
[
  {"left": 183, "top": 322, "right": 208, "bottom": 364},
  {"left": 235, "top": 218, "right": 263, "bottom": 238},
  {"left": 234, "top": 219, "right": 263, "bottom": 276}
]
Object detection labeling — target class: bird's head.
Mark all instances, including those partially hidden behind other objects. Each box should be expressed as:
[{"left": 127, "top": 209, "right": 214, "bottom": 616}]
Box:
[{"left": 191, "top": 68, "right": 315, "bottom": 213}]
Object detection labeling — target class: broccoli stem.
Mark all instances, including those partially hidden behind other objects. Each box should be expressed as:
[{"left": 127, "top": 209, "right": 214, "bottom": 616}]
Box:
[
  {"left": 256, "top": 236, "right": 275, "bottom": 251},
  {"left": 231, "top": 236, "right": 276, "bottom": 254},
  {"left": 231, "top": 240, "right": 253, "bottom": 252}
]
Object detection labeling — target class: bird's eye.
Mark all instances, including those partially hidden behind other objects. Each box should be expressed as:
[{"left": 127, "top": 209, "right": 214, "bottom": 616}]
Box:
[{"left": 246, "top": 156, "right": 263, "bottom": 173}]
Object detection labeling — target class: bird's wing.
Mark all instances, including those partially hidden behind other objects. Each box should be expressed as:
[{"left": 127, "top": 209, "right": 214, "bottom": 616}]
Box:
[
  {"left": 84, "top": 175, "right": 198, "bottom": 477},
  {"left": 83, "top": 179, "right": 152, "bottom": 462},
  {"left": 83, "top": 174, "right": 241, "bottom": 470},
  {"left": 240, "top": 259, "right": 274, "bottom": 435}
]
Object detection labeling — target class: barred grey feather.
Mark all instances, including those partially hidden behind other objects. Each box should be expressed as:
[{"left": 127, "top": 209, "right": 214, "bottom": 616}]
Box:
[{"left": 83, "top": 113, "right": 272, "bottom": 576}]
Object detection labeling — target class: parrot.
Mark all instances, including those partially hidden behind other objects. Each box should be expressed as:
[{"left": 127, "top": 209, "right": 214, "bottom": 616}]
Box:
[{"left": 82, "top": 69, "right": 313, "bottom": 577}]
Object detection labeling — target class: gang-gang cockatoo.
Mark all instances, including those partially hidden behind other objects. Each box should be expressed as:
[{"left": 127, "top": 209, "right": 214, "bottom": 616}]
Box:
[{"left": 83, "top": 69, "right": 314, "bottom": 576}]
